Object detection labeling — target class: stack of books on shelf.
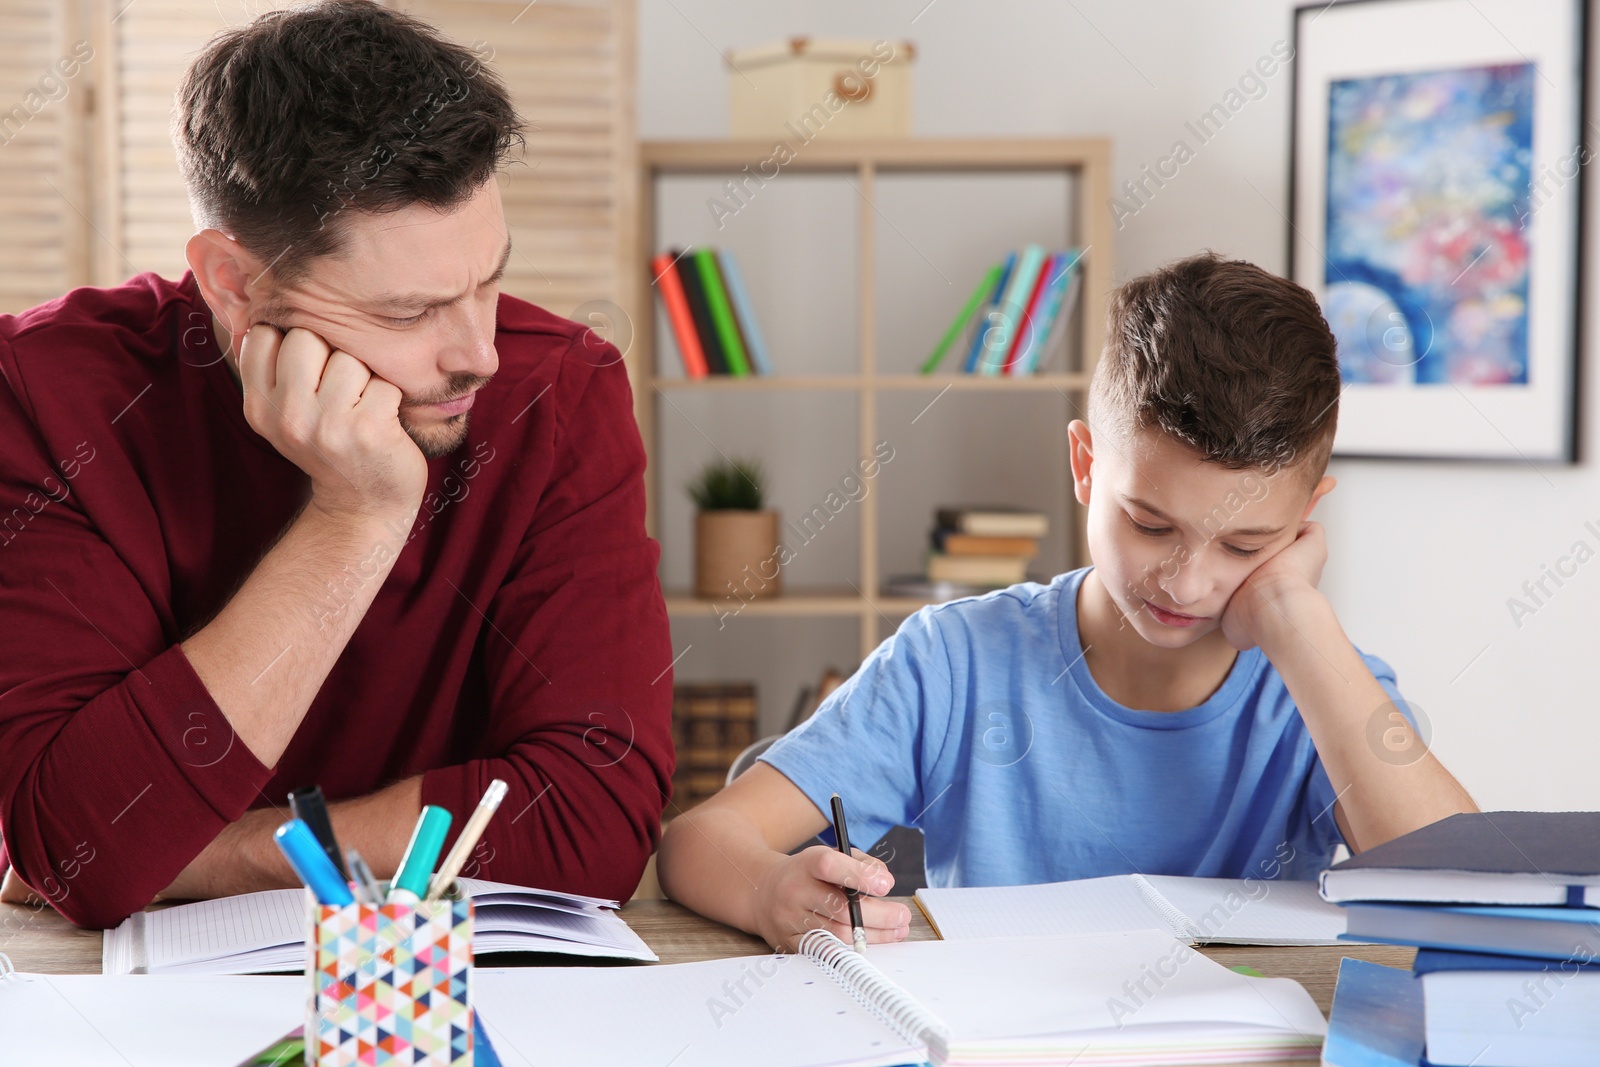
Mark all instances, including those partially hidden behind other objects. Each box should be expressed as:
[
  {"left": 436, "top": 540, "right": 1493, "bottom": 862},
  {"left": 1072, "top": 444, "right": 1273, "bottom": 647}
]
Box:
[
  {"left": 652, "top": 246, "right": 773, "bottom": 378},
  {"left": 1320, "top": 811, "right": 1600, "bottom": 1067},
  {"left": 670, "top": 682, "right": 758, "bottom": 807},
  {"left": 922, "top": 244, "right": 1084, "bottom": 376},
  {"left": 922, "top": 506, "right": 1046, "bottom": 591}
]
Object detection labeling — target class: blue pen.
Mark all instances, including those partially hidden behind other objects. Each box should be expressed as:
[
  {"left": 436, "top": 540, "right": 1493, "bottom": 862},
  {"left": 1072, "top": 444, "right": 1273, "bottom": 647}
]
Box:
[{"left": 274, "top": 819, "right": 355, "bottom": 906}]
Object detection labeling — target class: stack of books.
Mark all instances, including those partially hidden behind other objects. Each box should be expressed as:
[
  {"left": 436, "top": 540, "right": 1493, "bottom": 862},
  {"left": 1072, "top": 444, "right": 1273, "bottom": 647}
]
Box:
[
  {"left": 922, "top": 245, "right": 1084, "bottom": 376},
  {"left": 925, "top": 506, "right": 1047, "bottom": 589},
  {"left": 1320, "top": 811, "right": 1600, "bottom": 1067},
  {"left": 651, "top": 246, "right": 773, "bottom": 378},
  {"left": 670, "top": 681, "right": 758, "bottom": 806}
]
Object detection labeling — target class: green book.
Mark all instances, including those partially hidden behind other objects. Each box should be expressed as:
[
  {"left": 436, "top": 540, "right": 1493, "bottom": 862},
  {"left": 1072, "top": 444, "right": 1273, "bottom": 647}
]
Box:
[
  {"left": 922, "top": 262, "right": 1003, "bottom": 374},
  {"left": 693, "top": 247, "right": 751, "bottom": 377}
]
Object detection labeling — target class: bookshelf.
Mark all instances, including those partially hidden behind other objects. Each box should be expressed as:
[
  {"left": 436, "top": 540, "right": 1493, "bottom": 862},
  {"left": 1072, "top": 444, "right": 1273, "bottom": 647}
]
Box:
[{"left": 625, "top": 138, "right": 1114, "bottom": 662}]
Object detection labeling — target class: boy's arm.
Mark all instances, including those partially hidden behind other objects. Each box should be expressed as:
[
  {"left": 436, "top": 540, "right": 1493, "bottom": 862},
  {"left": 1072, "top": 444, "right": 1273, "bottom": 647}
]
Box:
[
  {"left": 1224, "top": 522, "right": 1477, "bottom": 853},
  {"left": 657, "top": 763, "right": 911, "bottom": 951}
]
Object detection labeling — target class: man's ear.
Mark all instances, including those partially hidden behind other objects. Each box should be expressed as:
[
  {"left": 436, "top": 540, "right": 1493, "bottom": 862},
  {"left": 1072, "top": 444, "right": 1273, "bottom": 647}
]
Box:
[
  {"left": 1068, "top": 419, "right": 1094, "bottom": 507},
  {"left": 1301, "top": 474, "right": 1336, "bottom": 520},
  {"left": 185, "top": 229, "right": 263, "bottom": 338}
]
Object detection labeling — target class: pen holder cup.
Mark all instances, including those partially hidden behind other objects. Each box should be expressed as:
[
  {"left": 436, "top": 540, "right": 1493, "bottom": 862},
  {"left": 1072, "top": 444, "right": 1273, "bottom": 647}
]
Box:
[{"left": 305, "top": 884, "right": 474, "bottom": 1067}]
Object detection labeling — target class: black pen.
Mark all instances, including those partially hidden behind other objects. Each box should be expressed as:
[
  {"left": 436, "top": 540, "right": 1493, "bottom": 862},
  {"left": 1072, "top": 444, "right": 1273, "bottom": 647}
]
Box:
[
  {"left": 829, "top": 793, "right": 869, "bottom": 954},
  {"left": 288, "top": 785, "right": 349, "bottom": 881}
]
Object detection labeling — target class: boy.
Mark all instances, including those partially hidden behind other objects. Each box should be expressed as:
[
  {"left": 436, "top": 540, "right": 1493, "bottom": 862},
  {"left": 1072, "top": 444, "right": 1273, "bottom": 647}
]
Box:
[{"left": 657, "top": 253, "right": 1476, "bottom": 951}]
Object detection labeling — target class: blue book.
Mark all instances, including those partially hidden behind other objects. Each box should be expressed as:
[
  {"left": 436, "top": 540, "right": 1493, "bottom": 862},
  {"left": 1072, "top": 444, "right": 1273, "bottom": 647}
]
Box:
[
  {"left": 1341, "top": 900, "right": 1600, "bottom": 962},
  {"left": 1321, "top": 958, "right": 1432, "bottom": 1067},
  {"left": 716, "top": 249, "right": 773, "bottom": 375},
  {"left": 977, "top": 243, "right": 1046, "bottom": 375},
  {"left": 1414, "top": 947, "right": 1600, "bottom": 973}
]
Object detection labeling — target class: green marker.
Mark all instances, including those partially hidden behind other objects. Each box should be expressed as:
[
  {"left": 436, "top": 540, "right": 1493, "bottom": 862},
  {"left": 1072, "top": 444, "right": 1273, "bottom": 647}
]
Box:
[{"left": 386, "top": 805, "right": 452, "bottom": 905}]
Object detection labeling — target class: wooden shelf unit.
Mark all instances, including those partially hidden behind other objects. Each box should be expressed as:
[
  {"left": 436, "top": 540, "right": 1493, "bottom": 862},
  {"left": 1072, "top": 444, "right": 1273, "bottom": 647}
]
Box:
[{"left": 626, "top": 138, "right": 1114, "bottom": 659}]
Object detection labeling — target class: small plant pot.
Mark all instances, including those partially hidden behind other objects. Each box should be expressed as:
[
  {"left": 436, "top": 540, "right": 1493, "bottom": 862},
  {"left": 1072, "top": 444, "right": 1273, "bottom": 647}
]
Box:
[{"left": 695, "top": 510, "right": 782, "bottom": 599}]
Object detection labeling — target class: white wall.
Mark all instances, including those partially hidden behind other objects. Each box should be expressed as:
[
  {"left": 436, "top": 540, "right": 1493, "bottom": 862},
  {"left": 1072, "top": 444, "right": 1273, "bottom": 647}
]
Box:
[{"left": 637, "top": 0, "right": 1600, "bottom": 812}]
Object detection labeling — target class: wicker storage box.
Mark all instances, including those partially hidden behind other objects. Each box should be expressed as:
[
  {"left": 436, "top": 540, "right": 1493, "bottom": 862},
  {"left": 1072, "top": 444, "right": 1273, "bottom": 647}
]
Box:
[{"left": 728, "top": 36, "right": 913, "bottom": 140}]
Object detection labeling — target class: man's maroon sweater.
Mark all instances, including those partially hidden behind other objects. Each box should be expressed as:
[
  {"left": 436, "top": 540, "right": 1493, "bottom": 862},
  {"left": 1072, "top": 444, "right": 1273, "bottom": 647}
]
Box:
[{"left": 0, "top": 272, "right": 674, "bottom": 928}]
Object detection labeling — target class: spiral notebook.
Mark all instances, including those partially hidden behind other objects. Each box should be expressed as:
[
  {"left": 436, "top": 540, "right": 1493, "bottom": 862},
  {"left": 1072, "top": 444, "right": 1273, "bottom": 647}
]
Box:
[
  {"left": 470, "top": 928, "right": 1327, "bottom": 1066},
  {"left": 916, "top": 874, "right": 1357, "bottom": 946}
]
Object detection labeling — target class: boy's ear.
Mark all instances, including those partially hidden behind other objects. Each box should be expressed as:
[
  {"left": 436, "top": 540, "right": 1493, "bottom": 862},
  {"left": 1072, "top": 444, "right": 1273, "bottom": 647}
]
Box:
[
  {"left": 185, "top": 229, "right": 264, "bottom": 339},
  {"left": 1301, "top": 475, "right": 1336, "bottom": 520},
  {"left": 1068, "top": 419, "right": 1094, "bottom": 506}
]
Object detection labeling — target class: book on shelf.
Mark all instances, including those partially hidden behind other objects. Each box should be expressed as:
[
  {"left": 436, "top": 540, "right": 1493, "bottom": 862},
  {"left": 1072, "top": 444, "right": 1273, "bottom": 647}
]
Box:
[
  {"left": 650, "top": 252, "right": 709, "bottom": 378},
  {"left": 930, "top": 247, "right": 1082, "bottom": 377},
  {"left": 927, "top": 552, "right": 1029, "bottom": 587},
  {"left": 935, "top": 507, "right": 1049, "bottom": 538},
  {"left": 654, "top": 246, "right": 774, "bottom": 377},
  {"left": 976, "top": 243, "right": 1047, "bottom": 376},
  {"left": 671, "top": 247, "right": 729, "bottom": 374},
  {"left": 671, "top": 682, "right": 757, "bottom": 806},
  {"left": 692, "top": 247, "right": 752, "bottom": 376},
  {"left": 932, "top": 530, "right": 1039, "bottom": 558},
  {"left": 881, "top": 575, "right": 995, "bottom": 602}
]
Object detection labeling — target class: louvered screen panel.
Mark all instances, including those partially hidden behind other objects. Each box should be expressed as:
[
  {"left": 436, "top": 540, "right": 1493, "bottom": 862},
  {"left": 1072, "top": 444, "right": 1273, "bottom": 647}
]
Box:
[{"left": 0, "top": 1, "right": 87, "bottom": 314}]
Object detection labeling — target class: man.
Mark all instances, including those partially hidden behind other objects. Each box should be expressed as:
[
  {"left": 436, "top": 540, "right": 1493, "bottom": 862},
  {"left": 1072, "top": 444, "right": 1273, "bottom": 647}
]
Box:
[{"left": 0, "top": 0, "right": 673, "bottom": 928}]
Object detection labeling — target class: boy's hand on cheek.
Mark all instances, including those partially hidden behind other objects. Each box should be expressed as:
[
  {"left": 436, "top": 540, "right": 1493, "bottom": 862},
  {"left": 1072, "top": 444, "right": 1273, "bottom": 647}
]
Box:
[{"left": 1220, "top": 521, "right": 1328, "bottom": 651}]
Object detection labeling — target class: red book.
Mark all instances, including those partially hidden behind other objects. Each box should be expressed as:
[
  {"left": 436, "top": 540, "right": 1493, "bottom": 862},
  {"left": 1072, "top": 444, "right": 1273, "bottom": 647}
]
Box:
[
  {"left": 651, "top": 251, "right": 709, "bottom": 378},
  {"left": 1001, "top": 259, "right": 1054, "bottom": 375}
]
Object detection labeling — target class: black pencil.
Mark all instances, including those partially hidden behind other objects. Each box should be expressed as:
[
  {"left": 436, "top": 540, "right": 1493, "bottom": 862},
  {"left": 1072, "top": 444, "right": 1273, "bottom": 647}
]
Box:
[{"left": 829, "top": 793, "right": 868, "bottom": 953}]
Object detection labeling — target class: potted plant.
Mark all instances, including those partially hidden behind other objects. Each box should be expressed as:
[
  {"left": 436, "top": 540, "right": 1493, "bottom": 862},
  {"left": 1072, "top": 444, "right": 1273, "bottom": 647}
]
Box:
[{"left": 688, "top": 457, "right": 781, "bottom": 599}]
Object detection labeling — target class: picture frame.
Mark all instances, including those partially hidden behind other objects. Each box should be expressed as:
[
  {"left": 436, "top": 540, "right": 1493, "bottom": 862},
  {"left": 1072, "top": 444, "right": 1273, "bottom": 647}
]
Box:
[{"left": 1289, "top": 0, "right": 1587, "bottom": 462}]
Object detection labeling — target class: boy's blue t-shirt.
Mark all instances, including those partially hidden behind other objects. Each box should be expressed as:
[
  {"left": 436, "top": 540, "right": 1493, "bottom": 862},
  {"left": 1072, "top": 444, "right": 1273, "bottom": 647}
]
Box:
[{"left": 760, "top": 566, "right": 1406, "bottom": 886}]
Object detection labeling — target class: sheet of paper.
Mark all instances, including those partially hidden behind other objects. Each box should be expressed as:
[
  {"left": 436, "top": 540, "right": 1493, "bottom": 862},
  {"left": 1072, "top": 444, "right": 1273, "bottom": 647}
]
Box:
[
  {"left": 473, "top": 957, "right": 921, "bottom": 1067},
  {"left": 1142, "top": 875, "right": 1350, "bottom": 944},
  {"left": 917, "top": 874, "right": 1355, "bottom": 946},
  {"left": 916, "top": 875, "right": 1173, "bottom": 940},
  {"left": 0, "top": 973, "right": 303, "bottom": 1066}
]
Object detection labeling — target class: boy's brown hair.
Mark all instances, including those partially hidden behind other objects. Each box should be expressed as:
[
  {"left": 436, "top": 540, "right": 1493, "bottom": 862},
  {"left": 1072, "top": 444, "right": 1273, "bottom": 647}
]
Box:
[
  {"left": 172, "top": 0, "right": 523, "bottom": 285},
  {"left": 1089, "top": 252, "right": 1340, "bottom": 483}
]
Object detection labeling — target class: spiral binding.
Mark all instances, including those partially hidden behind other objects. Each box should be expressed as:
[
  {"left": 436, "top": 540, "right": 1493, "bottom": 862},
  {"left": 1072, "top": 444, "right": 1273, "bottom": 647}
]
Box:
[
  {"left": 0, "top": 951, "right": 16, "bottom": 980},
  {"left": 798, "top": 929, "right": 952, "bottom": 1061},
  {"left": 1130, "top": 873, "right": 1202, "bottom": 941}
]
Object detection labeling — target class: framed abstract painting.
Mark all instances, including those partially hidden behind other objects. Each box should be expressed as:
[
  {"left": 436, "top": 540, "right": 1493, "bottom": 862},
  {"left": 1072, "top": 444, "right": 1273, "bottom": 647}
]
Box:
[{"left": 1290, "top": 0, "right": 1586, "bottom": 461}]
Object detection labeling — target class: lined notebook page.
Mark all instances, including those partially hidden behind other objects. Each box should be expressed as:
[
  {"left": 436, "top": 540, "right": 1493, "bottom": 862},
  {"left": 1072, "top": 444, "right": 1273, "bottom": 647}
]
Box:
[
  {"left": 917, "top": 874, "right": 1352, "bottom": 945},
  {"left": 145, "top": 889, "right": 305, "bottom": 969}
]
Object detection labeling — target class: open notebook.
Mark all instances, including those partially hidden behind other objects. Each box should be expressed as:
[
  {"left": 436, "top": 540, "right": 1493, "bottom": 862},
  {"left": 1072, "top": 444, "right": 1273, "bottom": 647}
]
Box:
[
  {"left": 917, "top": 874, "right": 1360, "bottom": 945},
  {"left": 102, "top": 877, "right": 655, "bottom": 975},
  {"left": 470, "top": 928, "right": 1326, "bottom": 1066}
]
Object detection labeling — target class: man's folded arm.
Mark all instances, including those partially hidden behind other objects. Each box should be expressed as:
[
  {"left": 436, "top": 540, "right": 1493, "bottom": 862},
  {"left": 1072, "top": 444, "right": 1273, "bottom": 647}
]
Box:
[
  {"left": 0, "top": 377, "right": 275, "bottom": 929},
  {"left": 419, "top": 344, "right": 674, "bottom": 902}
]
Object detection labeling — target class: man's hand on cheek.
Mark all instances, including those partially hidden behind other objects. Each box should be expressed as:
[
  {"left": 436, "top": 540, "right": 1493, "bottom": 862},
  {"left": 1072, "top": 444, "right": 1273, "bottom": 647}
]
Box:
[
  {"left": 238, "top": 325, "right": 427, "bottom": 527},
  {"left": 1219, "top": 522, "right": 1329, "bottom": 651}
]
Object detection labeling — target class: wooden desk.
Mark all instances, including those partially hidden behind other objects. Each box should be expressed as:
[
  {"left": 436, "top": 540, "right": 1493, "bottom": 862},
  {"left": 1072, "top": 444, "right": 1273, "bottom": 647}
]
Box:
[{"left": 1, "top": 893, "right": 1415, "bottom": 1019}]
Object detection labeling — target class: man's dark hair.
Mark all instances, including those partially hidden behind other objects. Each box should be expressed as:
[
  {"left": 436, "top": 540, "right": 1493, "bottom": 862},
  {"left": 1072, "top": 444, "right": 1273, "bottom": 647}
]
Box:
[
  {"left": 1089, "top": 252, "right": 1341, "bottom": 482},
  {"left": 173, "top": 0, "right": 523, "bottom": 283}
]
